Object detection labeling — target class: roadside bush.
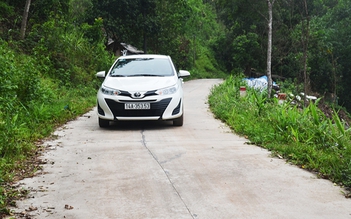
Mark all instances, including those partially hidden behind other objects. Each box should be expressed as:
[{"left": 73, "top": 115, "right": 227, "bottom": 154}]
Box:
[
  {"left": 0, "top": 16, "right": 112, "bottom": 213},
  {"left": 209, "top": 75, "right": 351, "bottom": 189},
  {"left": 29, "top": 16, "right": 112, "bottom": 86},
  {"left": 0, "top": 40, "right": 52, "bottom": 158}
]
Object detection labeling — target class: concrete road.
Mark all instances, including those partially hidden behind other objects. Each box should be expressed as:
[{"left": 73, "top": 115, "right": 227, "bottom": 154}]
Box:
[{"left": 13, "top": 79, "right": 351, "bottom": 219}]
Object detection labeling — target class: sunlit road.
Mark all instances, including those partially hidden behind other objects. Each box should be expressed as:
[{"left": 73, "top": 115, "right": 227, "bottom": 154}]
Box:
[{"left": 13, "top": 79, "right": 351, "bottom": 219}]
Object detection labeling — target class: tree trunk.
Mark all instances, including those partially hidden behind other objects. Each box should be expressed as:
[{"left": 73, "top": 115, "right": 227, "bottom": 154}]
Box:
[
  {"left": 143, "top": 32, "right": 147, "bottom": 54},
  {"left": 20, "top": 0, "right": 31, "bottom": 39},
  {"left": 331, "top": 53, "right": 338, "bottom": 103},
  {"left": 302, "top": 0, "right": 310, "bottom": 107},
  {"left": 266, "top": 0, "right": 275, "bottom": 98},
  {"left": 244, "top": 65, "right": 252, "bottom": 77}
]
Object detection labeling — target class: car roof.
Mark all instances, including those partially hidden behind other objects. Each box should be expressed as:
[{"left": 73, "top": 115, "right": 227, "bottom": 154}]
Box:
[{"left": 118, "top": 54, "right": 170, "bottom": 59}]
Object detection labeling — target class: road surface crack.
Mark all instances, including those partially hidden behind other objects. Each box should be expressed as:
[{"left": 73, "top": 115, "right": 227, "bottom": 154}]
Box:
[{"left": 141, "top": 129, "right": 195, "bottom": 219}]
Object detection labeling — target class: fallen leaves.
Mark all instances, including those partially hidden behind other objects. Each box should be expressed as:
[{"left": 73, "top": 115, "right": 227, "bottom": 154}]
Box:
[
  {"left": 65, "top": 204, "right": 74, "bottom": 210},
  {"left": 28, "top": 206, "right": 38, "bottom": 211}
]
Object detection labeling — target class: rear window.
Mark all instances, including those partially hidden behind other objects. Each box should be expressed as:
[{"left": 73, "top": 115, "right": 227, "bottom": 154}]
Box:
[{"left": 110, "top": 58, "right": 174, "bottom": 77}]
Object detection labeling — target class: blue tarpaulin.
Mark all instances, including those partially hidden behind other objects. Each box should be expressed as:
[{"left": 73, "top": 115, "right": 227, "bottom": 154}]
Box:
[{"left": 243, "top": 76, "right": 277, "bottom": 92}]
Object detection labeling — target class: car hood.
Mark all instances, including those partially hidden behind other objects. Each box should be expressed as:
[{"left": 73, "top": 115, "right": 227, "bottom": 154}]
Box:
[{"left": 103, "top": 76, "right": 177, "bottom": 91}]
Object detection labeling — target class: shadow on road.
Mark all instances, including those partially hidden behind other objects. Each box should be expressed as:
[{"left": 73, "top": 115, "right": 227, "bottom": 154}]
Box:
[{"left": 101, "top": 120, "right": 176, "bottom": 131}]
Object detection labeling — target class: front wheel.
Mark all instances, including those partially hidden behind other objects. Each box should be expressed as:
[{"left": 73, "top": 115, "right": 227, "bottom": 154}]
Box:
[
  {"left": 99, "top": 117, "right": 110, "bottom": 128},
  {"left": 173, "top": 114, "right": 184, "bottom": 126}
]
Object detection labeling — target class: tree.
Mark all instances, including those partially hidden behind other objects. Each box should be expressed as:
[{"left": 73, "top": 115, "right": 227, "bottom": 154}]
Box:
[
  {"left": 231, "top": 31, "right": 261, "bottom": 76},
  {"left": 87, "top": 0, "right": 158, "bottom": 53},
  {"left": 301, "top": 0, "right": 310, "bottom": 106},
  {"left": 325, "top": 0, "right": 351, "bottom": 110},
  {"left": 69, "top": 0, "right": 93, "bottom": 24},
  {"left": 140, "top": 0, "right": 157, "bottom": 53},
  {"left": 266, "top": 0, "right": 275, "bottom": 98},
  {"left": 20, "top": 0, "right": 31, "bottom": 39},
  {"left": 213, "top": 0, "right": 267, "bottom": 74},
  {"left": 30, "top": 0, "right": 70, "bottom": 23},
  {"left": 86, "top": 0, "right": 196, "bottom": 68}
]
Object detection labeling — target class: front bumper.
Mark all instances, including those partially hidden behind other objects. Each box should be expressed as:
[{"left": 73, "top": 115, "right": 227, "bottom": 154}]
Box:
[{"left": 97, "top": 92, "right": 183, "bottom": 121}]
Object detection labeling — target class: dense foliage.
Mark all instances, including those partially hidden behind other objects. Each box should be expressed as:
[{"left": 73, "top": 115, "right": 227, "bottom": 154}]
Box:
[
  {"left": 84, "top": 0, "right": 223, "bottom": 71},
  {"left": 212, "top": 0, "right": 351, "bottom": 111}
]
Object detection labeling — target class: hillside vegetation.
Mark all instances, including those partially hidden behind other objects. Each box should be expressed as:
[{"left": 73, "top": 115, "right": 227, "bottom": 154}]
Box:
[{"left": 1, "top": 0, "right": 351, "bottom": 215}]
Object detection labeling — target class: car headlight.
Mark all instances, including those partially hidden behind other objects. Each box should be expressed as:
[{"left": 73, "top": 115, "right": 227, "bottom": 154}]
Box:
[
  {"left": 157, "top": 84, "right": 178, "bottom": 95},
  {"left": 101, "top": 85, "right": 121, "bottom": 95}
]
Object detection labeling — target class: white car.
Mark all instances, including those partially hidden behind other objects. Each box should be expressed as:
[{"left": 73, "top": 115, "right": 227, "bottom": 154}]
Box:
[{"left": 96, "top": 54, "right": 190, "bottom": 128}]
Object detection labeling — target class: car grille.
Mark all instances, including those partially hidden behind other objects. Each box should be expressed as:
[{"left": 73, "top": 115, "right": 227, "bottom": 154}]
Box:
[
  {"left": 119, "top": 90, "right": 157, "bottom": 98},
  {"left": 105, "top": 98, "right": 172, "bottom": 118}
]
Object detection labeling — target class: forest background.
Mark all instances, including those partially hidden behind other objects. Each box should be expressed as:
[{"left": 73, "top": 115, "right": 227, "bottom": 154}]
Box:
[{"left": 1, "top": 0, "right": 351, "bottom": 214}]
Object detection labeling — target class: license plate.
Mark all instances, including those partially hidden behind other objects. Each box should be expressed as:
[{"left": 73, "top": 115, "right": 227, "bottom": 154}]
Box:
[{"left": 125, "top": 102, "right": 150, "bottom": 110}]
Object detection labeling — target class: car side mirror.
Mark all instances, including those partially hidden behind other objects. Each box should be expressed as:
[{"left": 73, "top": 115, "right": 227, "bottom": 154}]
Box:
[
  {"left": 178, "top": 70, "right": 190, "bottom": 78},
  {"left": 96, "top": 71, "right": 106, "bottom": 78}
]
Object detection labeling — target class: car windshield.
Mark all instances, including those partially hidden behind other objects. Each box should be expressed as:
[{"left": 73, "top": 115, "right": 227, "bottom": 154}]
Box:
[{"left": 110, "top": 57, "right": 174, "bottom": 77}]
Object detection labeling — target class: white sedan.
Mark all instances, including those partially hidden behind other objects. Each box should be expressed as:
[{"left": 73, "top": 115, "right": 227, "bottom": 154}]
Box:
[{"left": 96, "top": 54, "right": 190, "bottom": 128}]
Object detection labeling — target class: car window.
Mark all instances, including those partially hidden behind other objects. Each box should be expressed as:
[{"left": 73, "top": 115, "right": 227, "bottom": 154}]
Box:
[{"left": 110, "top": 58, "right": 174, "bottom": 77}]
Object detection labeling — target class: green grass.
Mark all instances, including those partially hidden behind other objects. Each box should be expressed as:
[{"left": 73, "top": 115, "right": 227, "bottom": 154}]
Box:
[
  {"left": 208, "top": 75, "right": 351, "bottom": 192},
  {"left": 0, "top": 81, "right": 98, "bottom": 216}
]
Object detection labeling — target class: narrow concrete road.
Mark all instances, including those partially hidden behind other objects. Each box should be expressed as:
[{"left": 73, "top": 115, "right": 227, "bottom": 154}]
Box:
[{"left": 13, "top": 79, "right": 351, "bottom": 219}]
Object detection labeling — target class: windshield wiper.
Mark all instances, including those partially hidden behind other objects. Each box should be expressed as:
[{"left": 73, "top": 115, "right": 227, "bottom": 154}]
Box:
[
  {"left": 129, "top": 74, "right": 164, "bottom": 77},
  {"left": 110, "top": 74, "right": 127, "bottom": 77}
]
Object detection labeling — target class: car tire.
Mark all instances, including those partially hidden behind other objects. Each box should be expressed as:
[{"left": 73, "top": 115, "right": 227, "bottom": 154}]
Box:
[
  {"left": 173, "top": 114, "right": 184, "bottom": 126},
  {"left": 99, "top": 118, "right": 110, "bottom": 128}
]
